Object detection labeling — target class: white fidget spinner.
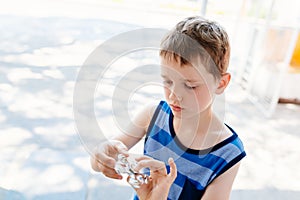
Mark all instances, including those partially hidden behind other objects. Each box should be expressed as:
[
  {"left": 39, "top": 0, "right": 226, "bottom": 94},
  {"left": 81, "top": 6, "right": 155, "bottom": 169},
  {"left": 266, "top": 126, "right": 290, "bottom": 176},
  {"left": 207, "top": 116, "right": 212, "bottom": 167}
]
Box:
[{"left": 114, "top": 154, "right": 149, "bottom": 188}]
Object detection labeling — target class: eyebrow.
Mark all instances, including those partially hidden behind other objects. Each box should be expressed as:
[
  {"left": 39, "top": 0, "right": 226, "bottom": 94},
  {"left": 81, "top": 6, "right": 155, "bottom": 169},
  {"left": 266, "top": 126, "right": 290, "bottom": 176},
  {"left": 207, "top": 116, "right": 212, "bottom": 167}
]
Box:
[
  {"left": 185, "top": 79, "right": 199, "bottom": 83},
  {"left": 161, "top": 74, "right": 201, "bottom": 83}
]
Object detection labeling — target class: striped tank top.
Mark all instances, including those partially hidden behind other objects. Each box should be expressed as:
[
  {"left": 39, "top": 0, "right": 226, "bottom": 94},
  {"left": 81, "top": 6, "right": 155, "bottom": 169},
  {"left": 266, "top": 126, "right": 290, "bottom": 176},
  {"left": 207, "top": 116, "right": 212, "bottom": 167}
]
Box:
[{"left": 134, "top": 101, "right": 246, "bottom": 200}]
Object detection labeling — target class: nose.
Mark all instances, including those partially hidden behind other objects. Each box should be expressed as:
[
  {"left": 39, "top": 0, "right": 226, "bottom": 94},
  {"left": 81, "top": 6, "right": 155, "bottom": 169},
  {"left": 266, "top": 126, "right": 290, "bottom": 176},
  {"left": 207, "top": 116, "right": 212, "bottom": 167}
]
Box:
[{"left": 169, "top": 85, "right": 183, "bottom": 102}]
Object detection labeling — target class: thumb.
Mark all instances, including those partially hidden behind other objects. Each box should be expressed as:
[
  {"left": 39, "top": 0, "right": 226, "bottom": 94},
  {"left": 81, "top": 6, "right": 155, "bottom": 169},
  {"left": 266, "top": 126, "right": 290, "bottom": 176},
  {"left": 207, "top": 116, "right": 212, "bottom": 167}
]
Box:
[{"left": 168, "top": 158, "right": 177, "bottom": 182}]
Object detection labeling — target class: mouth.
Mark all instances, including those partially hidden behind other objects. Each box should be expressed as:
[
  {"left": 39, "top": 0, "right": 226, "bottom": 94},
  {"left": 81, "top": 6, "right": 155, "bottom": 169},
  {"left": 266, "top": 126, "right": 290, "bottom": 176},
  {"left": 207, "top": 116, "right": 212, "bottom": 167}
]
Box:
[{"left": 170, "top": 104, "right": 182, "bottom": 112}]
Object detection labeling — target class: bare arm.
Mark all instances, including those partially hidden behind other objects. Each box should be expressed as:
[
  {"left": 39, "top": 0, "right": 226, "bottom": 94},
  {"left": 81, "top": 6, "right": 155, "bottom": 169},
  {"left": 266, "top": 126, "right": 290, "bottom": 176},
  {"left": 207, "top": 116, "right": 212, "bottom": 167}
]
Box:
[
  {"left": 114, "top": 103, "right": 157, "bottom": 149},
  {"left": 201, "top": 162, "right": 241, "bottom": 200},
  {"left": 90, "top": 103, "right": 157, "bottom": 179}
]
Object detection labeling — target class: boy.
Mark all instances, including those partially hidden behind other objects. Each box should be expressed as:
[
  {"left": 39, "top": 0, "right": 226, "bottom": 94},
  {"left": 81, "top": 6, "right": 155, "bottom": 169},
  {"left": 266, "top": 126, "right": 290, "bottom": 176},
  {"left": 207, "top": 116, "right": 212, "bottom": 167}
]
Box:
[{"left": 91, "top": 16, "right": 246, "bottom": 200}]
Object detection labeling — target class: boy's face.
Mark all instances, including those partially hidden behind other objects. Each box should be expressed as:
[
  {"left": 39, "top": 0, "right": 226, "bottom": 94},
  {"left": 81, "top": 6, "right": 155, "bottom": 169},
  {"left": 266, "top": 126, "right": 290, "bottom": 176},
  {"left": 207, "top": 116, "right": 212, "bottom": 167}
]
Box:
[{"left": 160, "top": 57, "right": 219, "bottom": 119}]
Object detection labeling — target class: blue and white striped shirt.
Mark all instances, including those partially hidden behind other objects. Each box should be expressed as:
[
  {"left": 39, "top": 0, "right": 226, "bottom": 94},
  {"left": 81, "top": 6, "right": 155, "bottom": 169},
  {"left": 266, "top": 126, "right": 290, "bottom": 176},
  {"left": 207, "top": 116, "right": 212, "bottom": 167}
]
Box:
[{"left": 134, "top": 101, "right": 246, "bottom": 200}]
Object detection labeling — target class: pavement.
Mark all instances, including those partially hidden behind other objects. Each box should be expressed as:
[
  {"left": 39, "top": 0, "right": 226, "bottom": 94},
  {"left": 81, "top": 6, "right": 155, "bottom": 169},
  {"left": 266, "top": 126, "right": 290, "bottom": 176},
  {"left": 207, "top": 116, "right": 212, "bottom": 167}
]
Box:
[{"left": 1, "top": 1, "right": 300, "bottom": 200}]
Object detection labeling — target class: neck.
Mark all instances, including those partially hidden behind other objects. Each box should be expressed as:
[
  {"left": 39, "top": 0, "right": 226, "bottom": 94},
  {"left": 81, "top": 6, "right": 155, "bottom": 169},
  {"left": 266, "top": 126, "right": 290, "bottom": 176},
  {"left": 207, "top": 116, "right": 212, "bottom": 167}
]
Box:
[
  {"left": 173, "top": 106, "right": 226, "bottom": 149},
  {"left": 173, "top": 106, "right": 214, "bottom": 136}
]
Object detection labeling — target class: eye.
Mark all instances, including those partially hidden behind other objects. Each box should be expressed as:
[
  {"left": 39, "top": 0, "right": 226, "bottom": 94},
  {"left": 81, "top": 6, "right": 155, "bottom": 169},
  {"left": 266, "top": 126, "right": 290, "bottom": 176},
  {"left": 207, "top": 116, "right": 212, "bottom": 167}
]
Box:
[
  {"left": 185, "top": 83, "right": 198, "bottom": 90},
  {"left": 163, "top": 79, "right": 173, "bottom": 86}
]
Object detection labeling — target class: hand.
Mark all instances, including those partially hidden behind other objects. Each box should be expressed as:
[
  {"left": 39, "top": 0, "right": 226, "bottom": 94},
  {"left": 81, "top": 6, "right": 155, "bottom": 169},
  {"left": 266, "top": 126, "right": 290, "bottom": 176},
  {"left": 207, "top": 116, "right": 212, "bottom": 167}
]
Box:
[
  {"left": 129, "top": 156, "right": 177, "bottom": 200},
  {"left": 90, "top": 140, "right": 129, "bottom": 179}
]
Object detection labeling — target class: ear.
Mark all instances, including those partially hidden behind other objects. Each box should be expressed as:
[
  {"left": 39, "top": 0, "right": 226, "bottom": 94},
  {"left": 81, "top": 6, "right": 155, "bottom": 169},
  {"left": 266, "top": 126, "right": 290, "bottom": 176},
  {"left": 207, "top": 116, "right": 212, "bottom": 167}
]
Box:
[{"left": 215, "top": 73, "right": 231, "bottom": 94}]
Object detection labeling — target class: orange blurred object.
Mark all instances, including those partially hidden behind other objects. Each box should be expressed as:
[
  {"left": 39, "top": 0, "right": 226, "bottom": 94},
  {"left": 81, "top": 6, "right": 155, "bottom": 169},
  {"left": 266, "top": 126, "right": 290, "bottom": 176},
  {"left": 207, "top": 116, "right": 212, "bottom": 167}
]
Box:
[{"left": 290, "top": 33, "right": 300, "bottom": 69}]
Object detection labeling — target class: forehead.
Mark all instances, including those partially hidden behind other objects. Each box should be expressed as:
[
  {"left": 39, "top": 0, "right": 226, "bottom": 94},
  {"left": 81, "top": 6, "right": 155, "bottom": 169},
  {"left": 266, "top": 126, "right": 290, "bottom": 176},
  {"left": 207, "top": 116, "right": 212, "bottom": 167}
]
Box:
[{"left": 160, "top": 57, "right": 213, "bottom": 82}]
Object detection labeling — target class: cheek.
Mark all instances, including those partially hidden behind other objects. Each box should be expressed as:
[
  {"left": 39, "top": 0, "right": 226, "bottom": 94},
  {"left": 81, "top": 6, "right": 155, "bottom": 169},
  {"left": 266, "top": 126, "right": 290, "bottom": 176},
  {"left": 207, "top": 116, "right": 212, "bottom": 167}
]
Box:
[
  {"left": 194, "top": 86, "right": 214, "bottom": 105},
  {"left": 163, "top": 87, "right": 170, "bottom": 98}
]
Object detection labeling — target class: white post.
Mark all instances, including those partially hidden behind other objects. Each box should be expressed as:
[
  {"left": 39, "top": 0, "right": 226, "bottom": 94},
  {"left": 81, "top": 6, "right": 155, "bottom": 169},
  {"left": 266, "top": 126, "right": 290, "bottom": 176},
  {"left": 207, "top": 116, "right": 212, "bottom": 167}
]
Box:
[{"left": 200, "top": 0, "right": 208, "bottom": 17}]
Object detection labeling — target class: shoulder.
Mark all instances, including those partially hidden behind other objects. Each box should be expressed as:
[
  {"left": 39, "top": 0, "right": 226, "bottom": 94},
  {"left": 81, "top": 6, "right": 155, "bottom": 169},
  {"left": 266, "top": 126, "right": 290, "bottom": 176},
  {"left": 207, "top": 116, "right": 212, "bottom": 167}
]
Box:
[
  {"left": 207, "top": 124, "right": 246, "bottom": 181},
  {"left": 117, "top": 101, "right": 164, "bottom": 148},
  {"left": 202, "top": 125, "right": 245, "bottom": 199},
  {"left": 133, "top": 101, "right": 166, "bottom": 130},
  {"left": 209, "top": 128, "right": 245, "bottom": 187},
  {"left": 133, "top": 103, "right": 158, "bottom": 126},
  {"left": 224, "top": 124, "right": 246, "bottom": 153},
  {"left": 209, "top": 120, "right": 246, "bottom": 156},
  {"left": 215, "top": 123, "right": 246, "bottom": 154}
]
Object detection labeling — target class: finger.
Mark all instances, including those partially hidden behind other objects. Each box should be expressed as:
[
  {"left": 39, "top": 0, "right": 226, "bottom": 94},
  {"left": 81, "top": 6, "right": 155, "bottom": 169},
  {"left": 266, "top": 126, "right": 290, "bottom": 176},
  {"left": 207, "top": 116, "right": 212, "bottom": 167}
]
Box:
[
  {"left": 126, "top": 176, "right": 138, "bottom": 190},
  {"left": 97, "top": 162, "right": 123, "bottom": 180},
  {"left": 104, "top": 172, "right": 123, "bottom": 180},
  {"left": 110, "top": 140, "right": 129, "bottom": 156},
  {"left": 92, "top": 143, "right": 118, "bottom": 169},
  {"left": 90, "top": 156, "right": 100, "bottom": 171},
  {"left": 134, "top": 155, "right": 153, "bottom": 162},
  {"left": 168, "top": 158, "right": 177, "bottom": 181},
  {"left": 91, "top": 154, "right": 115, "bottom": 172},
  {"left": 94, "top": 152, "right": 116, "bottom": 169},
  {"left": 134, "top": 159, "right": 167, "bottom": 174},
  {"left": 100, "top": 163, "right": 119, "bottom": 174}
]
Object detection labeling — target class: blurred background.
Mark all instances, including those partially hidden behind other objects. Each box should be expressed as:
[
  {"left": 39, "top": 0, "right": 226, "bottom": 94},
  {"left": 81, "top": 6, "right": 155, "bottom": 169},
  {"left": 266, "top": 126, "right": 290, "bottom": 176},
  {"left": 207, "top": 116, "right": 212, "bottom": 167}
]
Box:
[{"left": 0, "top": 0, "right": 300, "bottom": 199}]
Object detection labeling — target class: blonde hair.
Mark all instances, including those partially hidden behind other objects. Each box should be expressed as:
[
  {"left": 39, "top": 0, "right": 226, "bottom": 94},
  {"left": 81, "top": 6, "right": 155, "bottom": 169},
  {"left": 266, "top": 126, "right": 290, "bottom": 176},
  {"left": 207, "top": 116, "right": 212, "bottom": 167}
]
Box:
[{"left": 160, "top": 16, "right": 230, "bottom": 79}]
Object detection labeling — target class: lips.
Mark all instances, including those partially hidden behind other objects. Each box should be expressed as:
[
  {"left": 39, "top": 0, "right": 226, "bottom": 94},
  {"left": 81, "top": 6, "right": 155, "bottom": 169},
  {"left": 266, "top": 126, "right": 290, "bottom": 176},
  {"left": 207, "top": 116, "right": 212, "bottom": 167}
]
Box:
[{"left": 170, "top": 104, "right": 182, "bottom": 112}]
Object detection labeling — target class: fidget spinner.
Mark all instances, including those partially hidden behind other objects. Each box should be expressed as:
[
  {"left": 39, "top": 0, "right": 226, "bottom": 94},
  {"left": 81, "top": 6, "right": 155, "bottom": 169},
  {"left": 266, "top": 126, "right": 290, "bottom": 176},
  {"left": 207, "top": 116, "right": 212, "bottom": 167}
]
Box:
[{"left": 114, "top": 154, "right": 149, "bottom": 188}]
